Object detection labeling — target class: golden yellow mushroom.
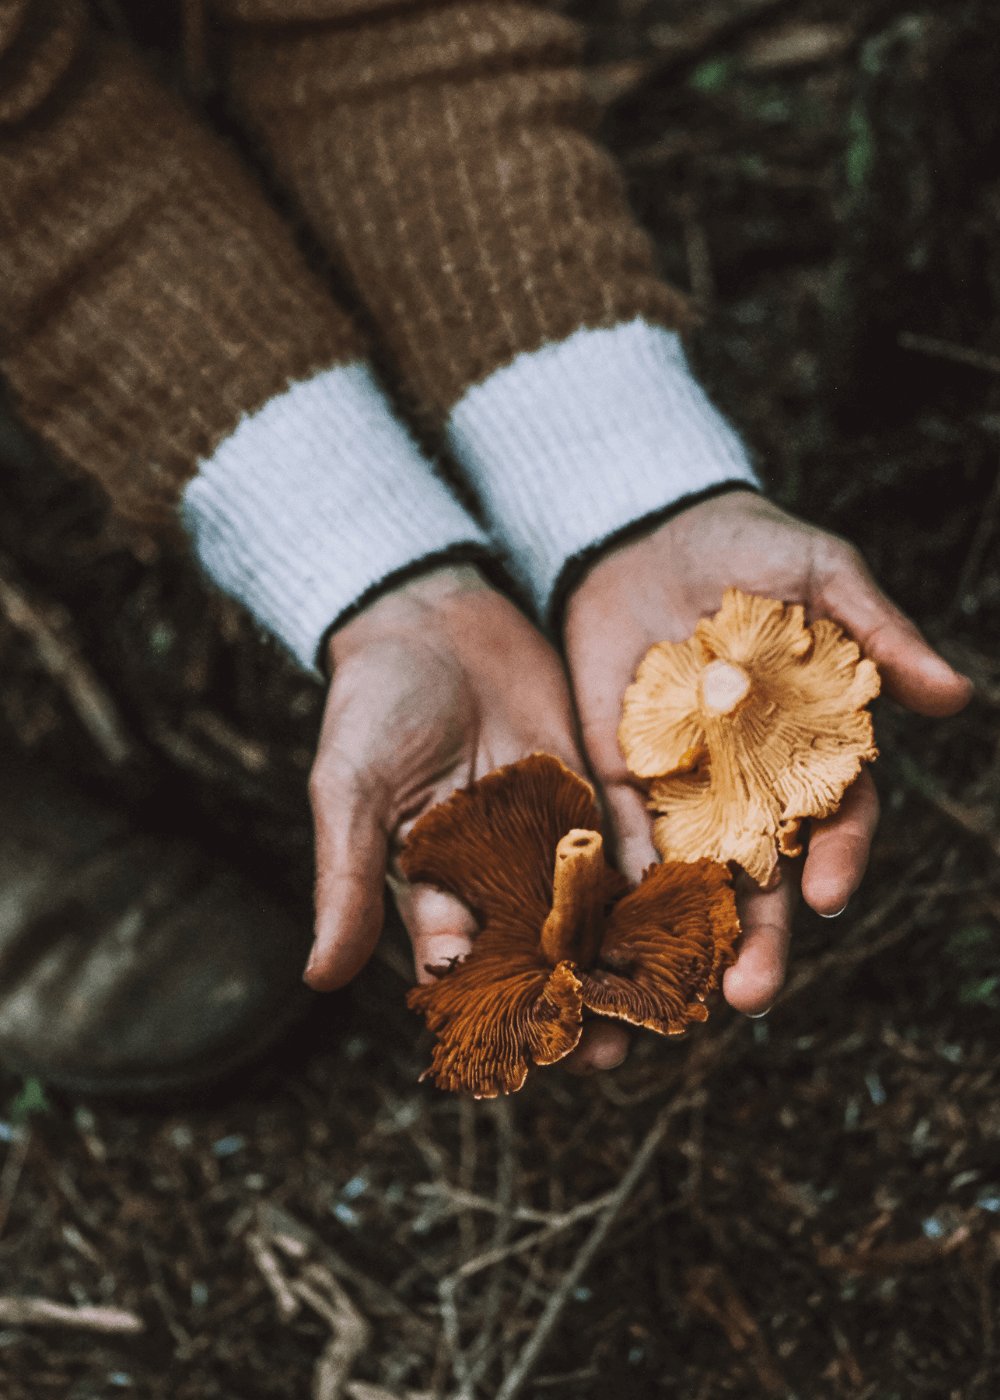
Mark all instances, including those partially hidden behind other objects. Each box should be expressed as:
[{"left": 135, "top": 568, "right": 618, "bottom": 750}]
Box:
[{"left": 619, "top": 589, "right": 880, "bottom": 886}]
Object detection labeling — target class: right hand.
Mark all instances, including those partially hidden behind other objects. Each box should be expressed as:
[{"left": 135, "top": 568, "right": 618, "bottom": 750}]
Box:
[
  {"left": 562, "top": 491, "right": 972, "bottom": 1018},
  {"left": 305, "top": 564, "right": 628, "bottom": 1072}
]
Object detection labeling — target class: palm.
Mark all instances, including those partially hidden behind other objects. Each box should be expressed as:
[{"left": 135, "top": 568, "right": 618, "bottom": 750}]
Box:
[
  {"left": 308, "top": 567, "right": 586, "bottom": 991},
  {"left": 563, "top": 492, "right": 970, "bottom": 1015}
]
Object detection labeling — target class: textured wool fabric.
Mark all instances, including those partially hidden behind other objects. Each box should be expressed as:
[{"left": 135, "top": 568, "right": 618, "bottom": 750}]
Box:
[
  {"left": 0, "top": 0, "right": 363, "bottom": 528},
  {"left": 183, "top": 365, "right": 492, "bottom": 671},
  {"left": 1, "top": 0, "right": 753, "bottom": 670},
  {"left": 447, "top": 321, "right": 760, "bottom": 625},
  {"left": 214, "top": 0, "right": 694, "bottom": 419}
]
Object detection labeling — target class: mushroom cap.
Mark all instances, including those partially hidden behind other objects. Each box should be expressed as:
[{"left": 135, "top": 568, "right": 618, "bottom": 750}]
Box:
[
  {"left": 402, "top": 754, "right": 739, "bottom": 1096},
  {"left": 619, "top": 589, "right": 880, "bottom": 885},
  {"left": 402, "top": 754, "right": 621, "bottom": 1097}
]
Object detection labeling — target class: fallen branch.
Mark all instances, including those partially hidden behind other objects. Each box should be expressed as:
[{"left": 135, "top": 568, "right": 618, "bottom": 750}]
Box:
[
  {"left": 581, "top": 0, "right": 787, "bottom": 106},
  {"left": 817, "top": 1223, "right": 972, "bottom": 1275},
  {"left": 258, "top": 1202, "right": 432, "bottom": 1344},
  {"left": 898, "top": 332, "right": 1000, "bottom": 377},
  {"left": 246, "top": 1230, "right": 300, "bottom": 1323},
  {"left": 292, "top": 1265, "right": 371, "bottom": 1400},
  {"left": 452, "top": 1190, "right": 618, "bottom": 1281},
  {"left": 0, "top": 1297, "right": 144, "bottom": 1333},
  {"left": 415, "top": 1180, "right": 615, "bottom": 1229},
  {"left": 0, "top": 556, "right": 134, "bottom": 765},
  {"left": 445, "top": 1099, "right": 517, "bottom": 1399},
  {"left": 346, "top": 1385, "right": 434, "bottom": 1400},
  {"left": 492, "top": 1092, "right": 696, "bottom": 1400}
]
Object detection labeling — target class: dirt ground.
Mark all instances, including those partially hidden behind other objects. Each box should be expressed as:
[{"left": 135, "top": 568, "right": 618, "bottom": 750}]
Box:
[{"left": 1, "top": 0, "right": 999, "bottom": 1397}]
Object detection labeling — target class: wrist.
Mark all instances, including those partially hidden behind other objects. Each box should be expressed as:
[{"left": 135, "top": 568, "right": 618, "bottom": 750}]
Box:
[
  {"left": 445, "top": 321, "right": 759, "bottom": 627},
  {"left": 327, "top": 563, "right": 494, "bottom": 669},
  {"left": 183, "top": 364, "right": 492, "bottom": 674}
]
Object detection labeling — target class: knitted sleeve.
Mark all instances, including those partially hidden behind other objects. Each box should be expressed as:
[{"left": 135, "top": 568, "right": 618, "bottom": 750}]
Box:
[
  {"left": 213, "top": 0, "right": 759, "bottom": 629},
  {"left": 0, "top": 0, "right": 490, "bottom": 668}
]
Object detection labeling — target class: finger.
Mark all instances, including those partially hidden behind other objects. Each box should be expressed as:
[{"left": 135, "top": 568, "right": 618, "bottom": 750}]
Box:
[
  {"left": 819, "top": 554, "right": 972, "bottom": 717},
  {"left": 388, "top": 879, "right": 478, "bottom": 985},
  {"left": 801, "top": 768, "right": 880, "bottom": 916},
  {"left": 307, "top": 765, "right": 390, "bottom": 991},
  {"left": 722, "top": 862, "right": 798, "bottom": 1016},
  {"left": 562, "top": 1019, "right": 630, "bottom": 1075},
  {"left": 597, "top": 777, "right": 659, "bottom": 885}
]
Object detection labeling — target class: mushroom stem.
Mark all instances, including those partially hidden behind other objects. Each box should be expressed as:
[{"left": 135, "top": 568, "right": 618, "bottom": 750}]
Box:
[
  {"left": 699, "top": 660, "right": 751, "bottom": 717},
  {"left": 540, "top": 829, "right": 607, "bottom": 968}
]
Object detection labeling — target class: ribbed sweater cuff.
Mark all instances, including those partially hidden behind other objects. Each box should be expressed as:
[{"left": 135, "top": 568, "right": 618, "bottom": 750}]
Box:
[
  {"left": 446, "top": 320, "right": 760, "bottom": 627},
  {"left": 182, "top": 364, "right": 491, "bottom": 672}
]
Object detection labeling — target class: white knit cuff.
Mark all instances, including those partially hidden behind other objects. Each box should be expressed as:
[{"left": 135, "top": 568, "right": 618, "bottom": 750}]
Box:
[
  {"left": 446, "top": 320, "right": 760, "bottom": 625},
  {"left": 182, "top": 364, "right": 490, "bottom": 672}
]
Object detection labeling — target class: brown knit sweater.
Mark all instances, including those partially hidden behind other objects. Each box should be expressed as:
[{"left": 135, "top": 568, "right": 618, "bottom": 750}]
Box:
[{"left": 0, "top": 0, "right": 690, "bottom": 529}]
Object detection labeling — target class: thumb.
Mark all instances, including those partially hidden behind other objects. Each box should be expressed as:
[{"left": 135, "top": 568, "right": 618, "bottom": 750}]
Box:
[
  {"left": 820, "top": 552, "right": 971, "bottom": 717},
  {"left": 387, "top": 878, "right": 478, "bottom": 985},
  {"left": 307, "top": 765, "right": 390, "bottom": 991},
  {"left": 598, "top": 776, "right": 659, "bottom": 886}
]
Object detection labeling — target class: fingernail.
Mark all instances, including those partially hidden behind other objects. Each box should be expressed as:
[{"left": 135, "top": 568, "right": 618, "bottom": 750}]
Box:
[
  {"left": 820, "top": 903, "right": 848, "bottom": 920},
  {"left": 747, "top": 1006, "right": 772, "bottom": 1020}
]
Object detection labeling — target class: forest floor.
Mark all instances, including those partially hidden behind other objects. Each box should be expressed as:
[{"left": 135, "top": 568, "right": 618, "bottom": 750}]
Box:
[{"left": 1, "top": 0, "right": 999, "bottom": 1397}]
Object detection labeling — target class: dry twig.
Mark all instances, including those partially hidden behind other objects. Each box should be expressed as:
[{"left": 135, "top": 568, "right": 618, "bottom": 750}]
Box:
[
  {"left": 0, "top": 1297, "right": 144, "bottom": 1333},
  {"left": 293, "top": 1265, "right": 372, "bottom": 1400},
  {"left": 457, "top": 1097, "right": 478, "bottom": 1264},
  {"left": 246, "top": 1230, "right": 300, "bottom": 1322},
  {"left": 259, "top": 1202, "right": 432, "bottom": 1342},
  {"left": 898, "top": 332, "right": 1000, "bottom": 377},
  {"left": 346, "top": 1385, "right": 435, "bottom": 1400},
  {"left": 493, "top": 1091, "right": 697, "bottom": 1400},
  {"left": 441, "top": 1098, "right": 517, "bottom": 1398},
  {"left": 0, "top": 556, "right": 134, "bottom": 765},
  {"left": 451, "top": 1190, "right": 618, "bottom": 1281}
]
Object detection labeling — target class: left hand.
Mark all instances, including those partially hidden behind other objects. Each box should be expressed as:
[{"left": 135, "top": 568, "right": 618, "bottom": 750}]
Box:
[{"left": 563, "top": 490, "right": 972, "bottom": 1021}]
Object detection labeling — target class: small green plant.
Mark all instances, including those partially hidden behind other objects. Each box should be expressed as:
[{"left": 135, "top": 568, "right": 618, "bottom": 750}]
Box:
[
  {"left": 9, "top": 1075, "right": 50, "bottom": 1124},
  {"left": 687, "top": 56, "right": 739, "bottom": 94}
]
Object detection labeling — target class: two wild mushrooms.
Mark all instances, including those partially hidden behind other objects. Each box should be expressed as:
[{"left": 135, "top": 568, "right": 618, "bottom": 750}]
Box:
[{"left": 404, "top": 589, "right": 880, "bottom": 1097}]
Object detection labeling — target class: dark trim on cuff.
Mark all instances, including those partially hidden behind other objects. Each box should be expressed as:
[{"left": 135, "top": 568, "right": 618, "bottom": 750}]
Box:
[
  {"left": 547, "top": 480, "right": 761, "bottom": 641},
  {"left": 315, "top": 541, "right": 500, "bottom": 676}
]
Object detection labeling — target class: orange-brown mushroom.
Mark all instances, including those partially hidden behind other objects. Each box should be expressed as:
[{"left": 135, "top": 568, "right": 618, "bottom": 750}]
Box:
[
  {"left": 402, "top": 754, "right": 739, "bottom": 1097},
  {"left": 618, "top": 589, "right": 880, "bottom": 886}
]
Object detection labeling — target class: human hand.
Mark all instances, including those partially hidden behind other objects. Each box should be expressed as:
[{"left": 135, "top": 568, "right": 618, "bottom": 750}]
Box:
[
  {"left": 305, "top": 564, "right": 623, "bottom": 1072},
  {"left": 563, "top": 491, "right": 972, "bottom": 1018}
]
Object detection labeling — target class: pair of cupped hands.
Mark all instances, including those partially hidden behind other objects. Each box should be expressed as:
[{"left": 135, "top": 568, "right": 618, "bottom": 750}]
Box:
[{"left": 306, "top": 492, "right": 971, "bottom": 1073}]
